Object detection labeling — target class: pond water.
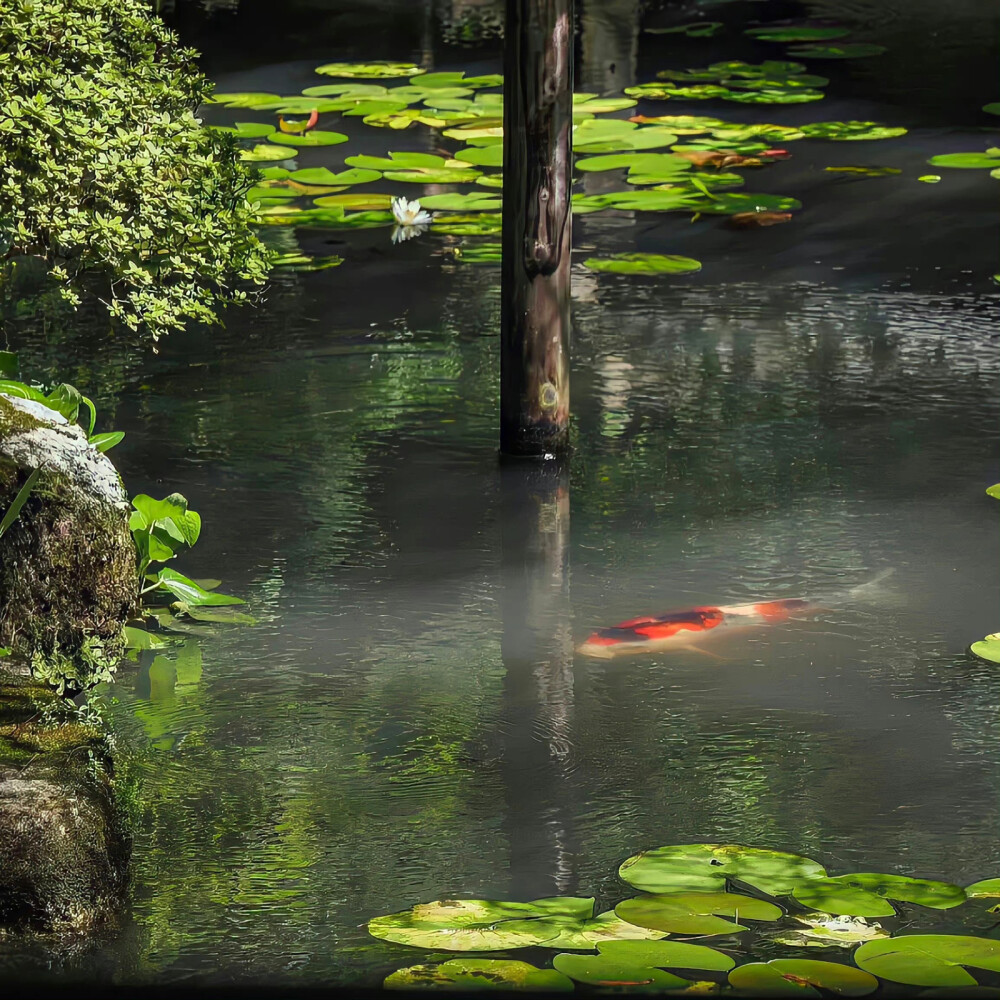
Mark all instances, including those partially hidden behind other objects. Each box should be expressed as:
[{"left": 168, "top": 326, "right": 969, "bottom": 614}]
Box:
[{"left": 4, "top": 0, "right": 999, "bottom": 987}]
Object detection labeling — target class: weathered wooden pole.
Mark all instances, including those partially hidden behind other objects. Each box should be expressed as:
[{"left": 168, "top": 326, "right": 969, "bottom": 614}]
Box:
[{"left": 501, "top": 0, "right": 574, "bottom": 457}]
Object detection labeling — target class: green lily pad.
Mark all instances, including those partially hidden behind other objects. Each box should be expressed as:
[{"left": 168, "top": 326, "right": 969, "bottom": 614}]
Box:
[
  {"left": 773, "top": 913, "right": 890, "bottom": 948},
  {"left": 369, "top": 897, "right": 595, "bottom": 951},
  {"left": 801, "top": 121, "right": 907, "bottom": 140},
  {"left": 209, "top": 121, "right": 275, "bottom": 139},
  {"left": 625, "top": 83, "right": 732, "bottom": 100},
  {"left": 855, "top": 935, "right": 1000, "bottom": 987},
  {"left": 408, "top": 71, "right": 502, "bottom": 89},
  {"left": 711, "top": 123, "right": 806, "bottom": 142},
  {"left": 672, "top": 139, "right": 769, "bottom": 153},
  {"left": 476, "top": 173, "right": 504, "bottom": 189},
  {"left": 419, "top": 192, "right": 501, "bottom": 211},
  {"left": 629, "top": 114, "right": 729, "bottom": 133},
  {"left": 786, "top": 43, "right": 887, "bottom": 58},
  {"left": 729, "top": 960, "right": 878, "bottom": 997},
  {"left": 927, "top": 152, "right": 1000, "bottom": 169},
  {"left": 268, "top": 130, "right": 349, "bottom": 147},
  {"left": 966, "top": 878, "right": 1000, "bottom": 898},
  {"left": 599, "top": 939, "right": 736, "bottom": 972},
  {"left": 384, "top": 959, "right": 573, "bottom": 991},
  {"left": 745, "top": 26, "right": 850, "bottom": 42},
  {"left": 583, "top": 253, "right": 702, "bottom": 275},
  {"left": 970, "top": 635, "right": 1000, "bottom": 664},
  {"left": 825, "top": 165, "right": 902, "bottom": 177},
  {"left": 345, "top": 152, "right": 452, "bottom": 170},
  {"left": 537, "top": 911, "right": 669, "bottom": 950},
  {"left": 792, "top": 873, "right": 964, "bottom": 917},
  {"left": 432, "top": 213, "right": 501, "bottom": 235},
  {"left": 455, "top": 145, "right": 503, "bottom": 167},
  {"left": 576, "top": 152, "right": 693, "bottom": 185},
  {"left": 919, "top": 174, "right": 942, "bottom": 183},
  {"left": 301, "top": 83, "right": 389, "bottom": 97},
  {"left": 619, "top": 844, "right": 825, "bottom": 896},
  {"left": 313, "top": 193, "right": 394, "bottom": 210},
  {"left": 290, "top": 167, "right": 381, "bottom": 186},
  {"left": 315, "top": 61, "right": 424, "bottom": 78},
  {"left": 647, "top": 21, "right": 724, "bottom": 37},
  {"left": 385, "top": 168, "right": 482, "bottom": 184},
  {"left": 691, "top": 192, "right": 801, "bottom": 214},
  {"left": 574, "top": 119, "right": 679, "bottom": 153},
  {"left": 450, "top": 243, "right": 502, "bottom": 263},
  {"left": 724, "top": 88, "right": 825, "bottom": 104},
  {"left": 573, "top": 93, "right": 639, "bottom": 113},
  {"left": 207, "top": 91, "right": 280, "bottom": 107},
  {"left": 552, "top": 954, "right": 690, "bottom": 991},
  {"left": 240, "top": 144, "right": 294, "bottom": 162},
  {"left": 616, "top": 892, "right": 782, "bottom": 936}
]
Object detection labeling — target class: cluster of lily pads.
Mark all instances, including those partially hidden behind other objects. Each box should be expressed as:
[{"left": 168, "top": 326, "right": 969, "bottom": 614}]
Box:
[{"left": 368, "top": 843, "right": 1000, "bottom": 994}]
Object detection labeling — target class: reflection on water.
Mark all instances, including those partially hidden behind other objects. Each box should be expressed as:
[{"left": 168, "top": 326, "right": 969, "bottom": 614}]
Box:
[{"left": 2, "top": 0, "right": 999, "bottom": 986}]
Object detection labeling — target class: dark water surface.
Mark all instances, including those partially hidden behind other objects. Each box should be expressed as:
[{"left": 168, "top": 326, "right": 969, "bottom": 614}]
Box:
[{"left": 4, "top": 0, "right": 1000, "bottom": 985}]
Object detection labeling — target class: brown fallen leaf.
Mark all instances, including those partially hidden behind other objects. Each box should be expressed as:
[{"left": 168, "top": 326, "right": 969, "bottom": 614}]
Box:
[
  {"left": 674, "top": 150, "right": 764, "bottom": 169},
  {"left": 728, "top": 211, "right": 793, "bottom": 228}
]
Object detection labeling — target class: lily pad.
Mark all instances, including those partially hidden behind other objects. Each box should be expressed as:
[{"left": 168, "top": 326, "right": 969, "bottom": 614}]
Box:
[
  {"left": 384, "top": 959, "right": 573, "bottom": 991},
  {"left": 369, "top": 897, "right": 594, "bottom": 951},
  {"left": 577, "top": 188, "right": 703, "bottom": 212},
  {"left": 745, "top": 26, "right": 850, "bottom": 42},
  {"left": 620, "top": 844, "right": 825, "bottom": 896},
  {"left": 773, "top": 913, "right": 889, "bottom": 948},
  {"left": 583, "top": 253, "right": 702, "bottom": 275},
  {"left": 648, "top": 22, "right": 724, "bottom": 38},
  {"left": 301, "top": 83, "right": 390, "bottom": 97},
  {"left": 786, "top": 43, "right": 887, "bottom": 58},
  {"left": 574, "top": 119, "right": 679, "bottom": 153},
  {"left": 599, "top": 939, "right": 736, "bottom": 973},
  {"left": 729, "top": 960, "right": 878, "bottom": 997},
  {"left": 537, "top": 912, "right": 669, "bottom": 950},
  {"left": 476, "top": 173, "right": 504, "bottom": 189},
  {"left": 573, "top": 94, "right": 639, "bottom": 114},
  {"left": 629, "top": 114, "right": 729, "bottom": 133},
  {"left": 616, "top": 892, "right": 782, "bottom": 935},
  {"left": 240, "top": 144, "right": 294, "bottom": 162},
  {"left": 801, "top": 121, "right": 907, "bottom": 140},
  {"left": 207, "top": 91, "right": 281, "bottom": 107},
  {"left": 576, "top": 152, "right": 693, "bottom": 185},
  {"left": 315, "top": 61, "right": 424, "bottom": 78},
  {"left": 918, "top": 175, "right": 942, "bottom": 183},
  {"left": 385, "top": 168, "right": 482, "bottom": 184},
  {"left": 625, "top": 83, "right": 731, "bottom": 101},
  {"left": 691, "top": 192, "right": 801, "bottom": 214},
  {"left": 290, "top": 167, "right": 381, "bottom": 186},
  {"left": 408, "top": 71, "right": 502, "bottom": 89},
  {"left": 419, "top": 192, "right": 501, "bottom": 211},
  {"left": 825, "top": 165, "right": 902, "bottom": 176},
  {"left": 793, "top": 874, "right": 964, "bottom": 917},
  {"left": 970, "top": 635, "right": 1000, "bottom": 664},
  {"left": 927, "top": 152, "right": 1000, "bottom": 169},
  {"left": 314, "top": 193, "right": 394, "bottom": 210},
  {"left": 855, "top": 935, "right": 1000, "bottom": 987},
  {"left": 209, "top": 121, "right": 275, "bottom": 139},
  {"left": 455, "top": 145, "right": 503, "bottom": 167},
  {"left": 724, "top": 88, "right": 825, "bottom": 104},
  {"left": 268, "top": 130, "right": 349, "bottom": 147},
  {"left": 432, "top": 213, "right": 502, "bottom": 235},
  {"left": 552, "top": 954, "right": 691, "bottom": 991},
  {"left": 450, "top": 243, "right": 502, "bottom": 263}
]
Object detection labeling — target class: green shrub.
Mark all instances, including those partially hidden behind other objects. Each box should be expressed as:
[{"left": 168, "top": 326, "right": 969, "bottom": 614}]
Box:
[{"left": 0, "top": 0, "right": 270, "bottom": 337}]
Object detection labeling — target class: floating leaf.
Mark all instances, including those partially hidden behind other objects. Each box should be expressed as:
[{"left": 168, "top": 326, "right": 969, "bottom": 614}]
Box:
[
  {"left": 171, "top": 602, "right": 259, "bottom": 625},
  {"left": 855, "top": 936, "right": 1000, "bottom": 987},
  {"left": 711, "top": 123, "right": 805, "bottom": 142},
  {"left": 207, "top": 91, "right": 281, "bottom": 107},
  {"left": 385, "top": 168, "right": 482, "bottom": 184},
  {"left": 475, "top": 173, "right": 504, "bottom": 189},
  {"left": 301, "top": 83, "right": 390, "bottom": 97},
  {"left": 647, "top": 22, "right": 724, "bottom": 37},
  {"left": 983, "top": 103, "right": 1000, "bottom": 116},
  {"left": 315, "top": 61, "right": 424, "bottom": 78},
  {"left": 620, "top": 844, "right": 825, "bottom": 896},
  {"left": 724, "top": 88, "right": 825, "bottom": 104},
  {"left": 574, "top": 188, "right": 703, "bottom": 213},
  {"left": 385, "top": 959, "right": 572, "bottom": 992},
  {"left": 729, "top": 960, "right": 878, "bottom": 997},
  {"left": 583, "top": 253, "right": 702, "bottom": 275},
  {"left": 616, "top": 892, "right": 782, "bottom": 935},
  {"left": 290, "top": 167, "right": 381, "bottom": 186},
  {"left": 745, "top": 26, "right": 850, "bottom": 42},
  {"left": 817, "top": 874, "right": 964, "bottom": 909},
  {"left": 552, "top": 954, "right": 690, "bottom": 991},
  {"left": 599, "top": 940, "right": 736, "bottom": 972},
  {"left": 691, "top": 192, "right": 801, "bottom": 214},
  {"left": 271, "top": 251, "right": 344, "bottom": 272},
  {"left": 408, "top": 71, "right": 503, "bottom": 89},
  {"left": 576, "top": 152, "right": 693, "bottom": 184},
  {"left": 786, "top": 43, "right": 887, "bottom": 58},
  {"left": 629, "top": 114, "right": 728, "bottom": 133},
  {"left": 209, "top": 121, "right": 275, "bottom": 139},
  {"left": 313, "top": 193, "right": 394, "bottom": 210},
  {"left": 90, "top": 430, "right": 125, "bottom": 452},
  {"left": 450, "top": 243, "right": 502, "bottom": 263},
  {"left": 572, "top": 94, "right": 639, "bottom": 113},
  {"left": 153, "top": 568, "right": 245, "bottom": 607},
  {"left": 970, "top": 635, "right": 1000, "bottom": 665},
  {"left": 729, "top": 210, "right": 793, "bottom": 227},
  {"left": 825, "top": 165, "right": 902, "bottom": 176},
  {"left": 574, "top": 119, "right": 679, "bottom": 153},
  {"left": 919, "top": 174, "right": 942, "bottom": 183},
  {"left": 455, "top": 145, "right": 503, "bottom": 167},
  {"left": 773, "top": 913, "right": 889, "bottom": 948},
  {"left": 801, "top": 121, "right": 906, "bottom": 140},
  {"left": 124, "top": 626, "right": 168, "bottom": 650},
  {"left": 927, "top": 152, "right": 1000, "bottom": 169},
  {"left": 419, "top": 192, "right": 501, "bottom": 211},
  {"left": 268, "top": 130, "right": 349, "bottom": 147},
  {"left": 369, "top": 898, "right": 594, "bottom": 951},
  {"left": 537, "top": 911, "right": 670, "bottom": 950},
  {"left": 432, "top": 213, "right": 501, "bottom": 235},
  {"left": 240, "top": 144, "right": 294, "bottom": 162},
  {"left": 625, "top": 83, "right": 731, "bottom": 101}
]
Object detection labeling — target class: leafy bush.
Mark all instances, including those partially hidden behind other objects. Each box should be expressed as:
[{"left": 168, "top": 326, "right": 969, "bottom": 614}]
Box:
[{"left": 0, "top": 0, "right": 270, "bottom": 337}]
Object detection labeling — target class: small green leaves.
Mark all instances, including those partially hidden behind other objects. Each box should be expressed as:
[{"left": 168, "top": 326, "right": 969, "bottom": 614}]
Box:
[
  {"left": 746, "top": 26, "right": 850, "bottom": 42},
  {"left": 855, "top": 936, "right": 1000, "bottom": 987},
  {"left": 314, "top": 61, "right": 424, "bottom": 78},
  {"left": 729, "top": 960, "right": 878, "bottom": 996},
  {"left": 927, "top": 151, "right": 1000, "bottom": 169},
  {"left": 616, "top": 892, "right": 783, "bottom": 935},
  {"left": 583, "top": 253, "right": 702, "bottom": 275},
  {"left": 786, "top": 43, "right": 887, "bottom": 58},
  {"left": 384, "top": 959, "right": 573, "bottom": 991}
]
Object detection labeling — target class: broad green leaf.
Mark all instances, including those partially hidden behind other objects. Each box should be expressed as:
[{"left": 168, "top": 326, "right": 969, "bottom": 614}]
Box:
[
  {"left": 598, "top": 939, "right": 736, "bottom": 972},
  {"left": 745, "top": 26, "right": 850, "bottom": 42},
  {"left": 552, "top": 954, "right": 690, "bottom": 990},
  {"left": 455, "top": 145, "right": 503, "bottom": 167},
  {"left": 315, "top": 61, "right": 424, "bottom": 78},
  {"left": 314, "top": 193, "right": 393, "bottom": 210},
  {"left": 171, "top": 602, "right": 258, "bottom": 625},
  {"left": 966, "top": 878, "right": 1000, "bottom": 898},
  {"left": 786, "top": 43, "right": 887, "bottom": 58},
  {"left": 919, "top": 174, "right": 942, "bottom": 183},
  {"left": 384, "top": 959, "right": 573, "bottom": 991},
  {"left": 90, "top": 431, "right": 124, "bottom": 452},
  {"left": 729, "top": 960, "right": 877, "bottom": 997},
  {"left": 153, "top": 568, "right": 244, "bottom": 606},
  {"left": 45, "top": 382, "right": 82, "bottom": 422},
  {"left": 825, "top": 166, "right": 902, "bottom": 177},
  {"left": 801, "top": 121, "right": 907, "bottom": 140},
  {"left": 724, "top": 88, "right": 825, "bottom": 104},
  {"left": 240, "top": 144, "right": 294, "bottom": 162},
  {"left": 207, "top": 92, "right": 281, "bottom": 106},
  {"left": 301, "top": 83, "right": 389, "bottom": 97},
  {"left": 268, "top": 130, "right": 348, "bottom": 147},
  {"left": 572, "top": 94, "right": 639, "bottom": 113},
  {"left": 573, "top": 119, "right": 678, "bottom": 153},
  {"left": 792, "top": 880, "right": 895, "bottom": 917},
  {"left": 408, "top": 71, "right": 502, "bottom": 89},
  {"left": 576, "top": 152, "right": 692, "bottom": 178},
  {"left": 970, "top": 634, "right": 1000, "bottom": 664},
  {"left": 802, "top": 873, "right": 965, "bottom": 910},
  {"left": 927, "top": 152, "right": 1000, "bottom": 169},
  {"left": 583, "top": 253, "right": 702, "bottom": 275},
  {"left": 290, "top": 167, "right": 381, "bottom": 186},
  {"left": 855, "top": 936, "right": 1000, "bottom": 987},
  {"left": 123, "top": 626, "right": 167, "bottom": 650},
  {"left": 983, "top": 103, "right": 1000, "bottom": 116},
  {"left": 616, "top": 892, "right": 782, "bottom": 935},
  {"left": 419, "top": 192, "right": 501, "bottom": 211},
  {"left": 450, "top": 243, "right": 502, "bottom": 263},
  {"left": 532, "top": 911, "right": 669, "bottom": 950}
]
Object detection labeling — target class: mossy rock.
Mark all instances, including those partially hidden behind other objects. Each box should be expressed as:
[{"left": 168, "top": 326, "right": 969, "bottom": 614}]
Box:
[
  {"left": 0, "top": 672, "right": 131, "bottom": 932},
  {"left": 0, "top": 395, "right": 137, "bottom": 692}
]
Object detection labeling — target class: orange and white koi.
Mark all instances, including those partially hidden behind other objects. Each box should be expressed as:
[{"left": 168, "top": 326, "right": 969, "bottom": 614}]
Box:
[{"left": 576, "top": 598, "right": 813, "bottom": 659}]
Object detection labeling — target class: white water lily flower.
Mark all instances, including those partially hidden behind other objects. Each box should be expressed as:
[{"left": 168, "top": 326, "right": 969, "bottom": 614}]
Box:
[{"left": 391, "top": 196, "right": 432, "bottom": 227}]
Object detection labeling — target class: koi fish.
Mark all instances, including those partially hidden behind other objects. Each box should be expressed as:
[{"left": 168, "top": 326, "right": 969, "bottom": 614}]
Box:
[
  {"left": 577, "top": 571, "right": 894, "bottom": 659},
  {"left": 577, "top": 599, "right": 812, "bottom": 659}
]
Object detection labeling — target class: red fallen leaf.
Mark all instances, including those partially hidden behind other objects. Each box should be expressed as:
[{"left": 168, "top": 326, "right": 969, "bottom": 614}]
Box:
[
  {"left": 728, "top": 211, "right": 793, "bottom": 228},
  {"left": 278, "top": 109, "right": 319, "bottom": 134},
  {"left": 759, "top": 148, "right": 790, "bottom": 159},
  {"left": 628, "top": 115, "right": 663, "bottom": 124}
]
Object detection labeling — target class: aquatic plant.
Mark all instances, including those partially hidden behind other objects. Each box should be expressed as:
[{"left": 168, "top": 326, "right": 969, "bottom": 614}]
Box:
[{"left": 0, "top": 0, "right": 270, "bottom": 338}]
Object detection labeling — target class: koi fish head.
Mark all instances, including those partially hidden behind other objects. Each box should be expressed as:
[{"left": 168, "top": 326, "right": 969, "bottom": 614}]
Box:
[{"left": 577, "top": 608, "right": 725, "bottom": 659}]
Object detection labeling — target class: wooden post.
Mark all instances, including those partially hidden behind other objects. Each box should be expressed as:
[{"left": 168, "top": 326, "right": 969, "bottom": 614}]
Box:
[{"left": 501, "top": 0, "right": 574, "bottom": 458}]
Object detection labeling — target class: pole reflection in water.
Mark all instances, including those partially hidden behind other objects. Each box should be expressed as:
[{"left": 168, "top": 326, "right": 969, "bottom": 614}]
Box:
[{"left": 498, "top": 461, "right": 578, "bottom": 898}]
